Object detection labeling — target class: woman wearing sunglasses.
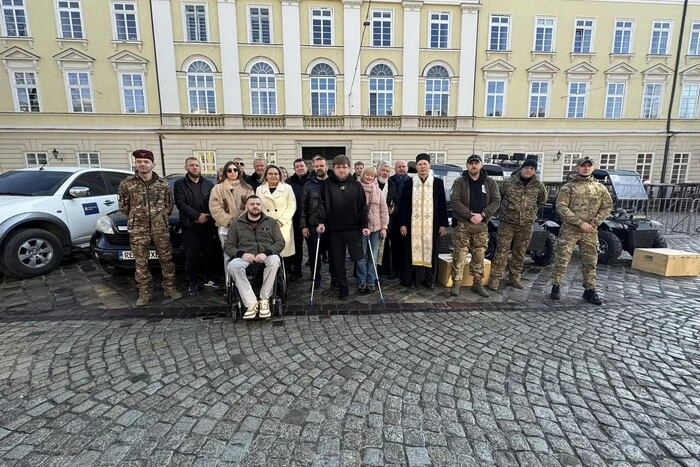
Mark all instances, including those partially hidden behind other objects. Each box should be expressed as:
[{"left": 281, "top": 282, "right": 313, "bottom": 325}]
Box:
[{"left": 209, "top": 160, "right": 254, "bottom": 246}]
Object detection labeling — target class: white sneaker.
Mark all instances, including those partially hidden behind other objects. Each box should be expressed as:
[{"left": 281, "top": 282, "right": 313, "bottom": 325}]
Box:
[
  {"left": 243, "top": 303, "right": 258, "bottom": 320},
  {"left": 258, "top": 299, "right": 271, "bottom": 319}
]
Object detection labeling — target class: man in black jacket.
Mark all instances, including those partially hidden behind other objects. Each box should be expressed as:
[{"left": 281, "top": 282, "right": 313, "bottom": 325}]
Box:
[
  {"left": 317, "top": 155, "right": 369, "bottom": 300},
  {"left": 301, "top": 156, "right": 331, "bottom": 289},
  {"left": 245, "top": 157, "right": 267, "bottom": 191},
  {"left": 174, "top": 157, "right": 220, "bottom": 295},
  {"left": 287, "top": 158, "right": 310, "bottom": 281},
  {"left": 388, "top": 160, "right": 408, "bottom": 279}
]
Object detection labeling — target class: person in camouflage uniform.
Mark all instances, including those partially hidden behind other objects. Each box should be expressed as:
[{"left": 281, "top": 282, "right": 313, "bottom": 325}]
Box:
[
  {"left": 487, "top": 159, "right": 546, "bottom": 290},
  {"left": 450, "top": 155, "right": 501, "bottom": 298},
  {"left": 550, "top": 156, "right": 613, "bottom": 305},
  {"left": 118, "top": 149, "right": 183, "bottom": 306}
]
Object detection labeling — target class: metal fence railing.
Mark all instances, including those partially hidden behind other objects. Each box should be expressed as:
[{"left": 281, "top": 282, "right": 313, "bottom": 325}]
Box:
[{"left": 645, "top": 198, "right": 700, "bottom": 236}]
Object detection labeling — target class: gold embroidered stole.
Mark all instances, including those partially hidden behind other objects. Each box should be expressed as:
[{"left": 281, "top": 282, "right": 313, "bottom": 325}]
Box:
[{"left": 410, "top": 175, "right": 434, "bottom": 267}]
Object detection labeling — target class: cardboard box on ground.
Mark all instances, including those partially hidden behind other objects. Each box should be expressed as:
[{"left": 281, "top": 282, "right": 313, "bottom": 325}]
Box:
[
  {"left": 631, "top": 248, "right": 700, "bottom": 277},
  {"left": 437, "top": 254, "right": 492, "bottom": 287}
]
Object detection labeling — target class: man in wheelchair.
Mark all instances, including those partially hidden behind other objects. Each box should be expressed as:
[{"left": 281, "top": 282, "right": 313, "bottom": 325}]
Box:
[{"left": 224, "top": 195, "right": 285, "bottom": 319}]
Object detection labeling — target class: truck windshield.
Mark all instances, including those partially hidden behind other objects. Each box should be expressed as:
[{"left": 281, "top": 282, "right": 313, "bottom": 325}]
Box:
[
  {"left": 0, "top": 171, "right": 73, "bottom": 196},
  {"left": 608, "top": 174, "right": 648, "bottom": 200}
]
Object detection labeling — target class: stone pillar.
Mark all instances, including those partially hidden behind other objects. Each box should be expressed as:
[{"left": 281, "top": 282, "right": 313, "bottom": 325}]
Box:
[
  {"left": 457, "top": 3, "right": 480, "bottom": 117},
  {"left": 401, "top": 1, "right": 422, "bottom": 116},
  {"left": 343, "top": 0, "right": 362, "bottom": 115},
  {"left": 281, "top": 0, "right": 302, "bottom": 115},
  {"left": 217, "top": 0, "right": 242, "bottom": 114},
  {"left": 151, "top": 0, "right": 181, "bottom": 115}
]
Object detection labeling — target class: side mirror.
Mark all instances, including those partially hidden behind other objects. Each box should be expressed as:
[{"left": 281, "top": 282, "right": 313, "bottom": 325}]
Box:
[{"left": 69, "top": 186, "right": 91, "bottom": 198}]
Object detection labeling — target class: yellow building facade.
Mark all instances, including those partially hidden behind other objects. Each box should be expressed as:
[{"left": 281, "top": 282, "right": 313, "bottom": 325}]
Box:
[{"left": 0, "top": 0, "right": 698, "bottom": 182}]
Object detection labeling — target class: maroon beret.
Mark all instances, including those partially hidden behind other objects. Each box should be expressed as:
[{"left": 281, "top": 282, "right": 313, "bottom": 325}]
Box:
[{"left": 132, "top": 149, "right": 154, "bottom": 162}]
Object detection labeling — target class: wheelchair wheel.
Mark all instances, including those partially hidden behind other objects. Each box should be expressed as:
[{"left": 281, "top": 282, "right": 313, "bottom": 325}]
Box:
[{"left": 227, "top": 282, "right": 241, "bottom": 322}]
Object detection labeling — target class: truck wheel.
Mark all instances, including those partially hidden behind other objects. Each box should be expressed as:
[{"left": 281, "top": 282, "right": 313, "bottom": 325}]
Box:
[
  {"left": 598, "top": 230, "right": 622, "bottom": 264},
  {"left": 0, "top": 228, "right": 64, "bottom": 278},
  {"left": 652, "top": 234, "right": 667, "bottom": 248},
  {"left": 485, "top": 232, "right": 498, "bottom": 261},
  {"left": 531, "top": 232, "right": 557, "bottom": 266}
]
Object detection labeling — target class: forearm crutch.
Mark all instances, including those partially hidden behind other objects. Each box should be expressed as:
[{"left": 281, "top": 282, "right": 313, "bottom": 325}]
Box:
[
  {"left": 309, "top": 232, "right": 322, "bottom": 305},
  {"left": 366, "top": 236, "right": 385, "bottom": 304}
]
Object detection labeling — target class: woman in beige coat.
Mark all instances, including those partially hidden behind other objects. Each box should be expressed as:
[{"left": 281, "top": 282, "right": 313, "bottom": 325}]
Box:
[
  {"left": 209, "top": 160, "right": 254, "bottom": 246},
  {"left": 256, "top": 165, "right": 296, "bottom": 260}
]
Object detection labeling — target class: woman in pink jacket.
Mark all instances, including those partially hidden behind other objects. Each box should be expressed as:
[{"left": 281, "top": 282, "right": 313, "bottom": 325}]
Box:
[{"left": 357, "top": 167, "right": 389, "bottom": 293}]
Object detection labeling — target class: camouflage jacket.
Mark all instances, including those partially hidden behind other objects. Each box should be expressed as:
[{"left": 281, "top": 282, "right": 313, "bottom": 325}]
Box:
[
  {"left": 118, "top": 173, "right": 174, "bottom": 235},
  {"left": 556, "top": 174, "right": 613, "bottom": 228},
  {"left": 497, "top": 171, "right": 546, "bottom": 225}
]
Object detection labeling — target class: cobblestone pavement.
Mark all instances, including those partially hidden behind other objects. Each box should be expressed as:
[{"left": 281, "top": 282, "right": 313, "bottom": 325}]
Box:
[{"left": 0, "top": 237, "right": 699, "bottom": 465}]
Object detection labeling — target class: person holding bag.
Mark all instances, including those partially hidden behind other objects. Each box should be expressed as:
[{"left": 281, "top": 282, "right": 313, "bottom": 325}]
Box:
[{"left": 209, "top": 160, "right": 254, "bottom": 247}]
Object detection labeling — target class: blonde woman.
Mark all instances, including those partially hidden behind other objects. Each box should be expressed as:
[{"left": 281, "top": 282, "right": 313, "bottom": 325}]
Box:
[
  {"left": 357, "top": 167, "right": 389, "bottom": 293},
  {"left": 209, "top": 161, "right": 254, "bottom": 246},
  {"left": 256, "top": 164, "right": 296, "bottom": 268}
]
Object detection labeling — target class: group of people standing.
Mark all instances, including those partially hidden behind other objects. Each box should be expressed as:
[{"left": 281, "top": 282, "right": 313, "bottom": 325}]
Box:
[{"left": 118, "top": 148, "right": 612, "bottom": 309}]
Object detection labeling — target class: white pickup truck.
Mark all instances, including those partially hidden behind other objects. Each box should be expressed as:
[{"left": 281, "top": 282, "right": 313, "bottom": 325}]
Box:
[{"left": 0, "top": 166, "right": 132, "bottom": 278}]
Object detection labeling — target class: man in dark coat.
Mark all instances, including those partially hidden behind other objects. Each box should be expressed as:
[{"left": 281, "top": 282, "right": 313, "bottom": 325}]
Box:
[
  {"left": 301, "top": 156, "right": 331, "bottom": 289},
  {"left": 387, "top": 160, "right": 409, "bottom": 280},
  {"left": 287, "top": 158, "right": 310, "bottom": 281}
]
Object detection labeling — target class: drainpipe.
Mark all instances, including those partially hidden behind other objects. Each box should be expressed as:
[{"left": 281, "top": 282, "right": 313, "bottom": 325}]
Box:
[
  {"left": 149, "top": 0, "right": 166, "bottom": 176},
  {"left": 660, "top": 0, "right": 689, "bottom": 183}
]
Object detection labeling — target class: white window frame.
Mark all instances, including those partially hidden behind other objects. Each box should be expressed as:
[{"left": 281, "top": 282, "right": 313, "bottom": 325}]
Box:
[
  {"left": 183, "top": 3, "right": 209, "bottom": 42},
  {"left": 670, "top": 153, "right": 690, "bottom": 184},
  {"left": 119, "top": 72, "right": 147, "bottom": 114},
  {"left": 310, "top": 8, "right": 333, "bottom": 46},
  {"left": 25, "top": 152, "right": 48, "bottom": 167},
  {"left": 57, "top": 0, "right": 84, "bottom": 40},
  {"left": 428, "top": 11, "right": 450, "bottom": 49},
  {"left": 427, "top": 151, "right": 447, "bottom": 164},
  {"left": 310, "top": 63, "right": 336, "bottom": 116},
  {"left": 561, "top": 153, "right": 582, "bottom": 180},
  {"left": 533, "top": 17, "right": 555, "bottom": 53},
  {"left": 1, "top": 0, "right": 29, "bottom": 37},
  {"left": 249, "top": 61, "right": 277, "bottom": 115},
  {"left": 485, "top": 80, "right": 506, "bottom": 117},
  {"left": 598, "top": 153, "right": 617, "bottom": 170},
  {"left": 254, "top": 151, "right": 276, "bottom": 164},
  {"left": 368, "top": 63, "right": 394, "bottom": 116},
  {"left": 424, "top": 65, "right": 450, "bottom": 116},
  {"left": 572, "top": 18, "right": 595, "bottom": 54},
  {"left": 641, "top": 83, "right": 662, "bottom": 119},
  {"left": 77, "top": 152, "right": 100, "bottom": 167},
  {"left": 679, "top": 83, "right": 699, "bottom": 119},
  {"left": 567, "top": 82, "right": 588, "bottom": 118},
  {"left": 649, "top": 20, "right": 672, "bottom": 55},
  {"left": 370, "top": 151, "right": 392, "bottom": 165},
  {"left": 10, "top": 70, "right": 40, "bottom": 112},
  {"left": 187, "top": 59, "right": 216, "bottom": 114},
  {"left": 371, "top": 9, "right": 392, "bottom": 47},
  {"left": 488, "top": 14, "right": 510, "bottom": 51},
  {"left": 64, "top": 69, "right": 94, "bottom": 113},
  {"left": 528, "top": 81, "right": 549, "bottom": 118},
  {"left": 636, "top": 153, "right": 654, "bottom": 181},
  {"left": 604, "top": 82, "right": 625, "bottom": 119},
  {"left": 193, "top": 150, "right": 217, "bottom": 175},
  {"left": 612, "top": 19, "right": 634, "bottom": 54},
  {"left": 689, "top": 22, "right": 700, "bottom": 56},
  {"left": 248, "top": 5, "right": 271, "bottom": 44},
  {"left": 111, "top": 2, "right": 139, "bottom": 42}
]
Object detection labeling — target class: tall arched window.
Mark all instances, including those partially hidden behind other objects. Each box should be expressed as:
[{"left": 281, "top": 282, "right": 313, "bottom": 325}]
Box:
[
  {"left": 250, "top": 61, "right": 277, "bottom": 115},
  {"left": 187, "top": 60, "right": 216, "bottom": 114},
  {"left": 369, "top": 64, "right": 394, "bottom": 116},
  {"left": 310, "top": 63, "right": 336, "bottom": 116},
  {"left": 425, "top": 65, "right": 449, "bottom": 116}
]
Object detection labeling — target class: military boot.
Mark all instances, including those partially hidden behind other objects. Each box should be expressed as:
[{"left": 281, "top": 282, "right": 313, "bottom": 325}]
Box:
[
  {"left": 164, "top": 287, "right": 183, "bottom": 300},
  {"left": 135, "top": 291, "right": 152, "bottom": 307},
  {"left": 450, "top": 282, "right": 461, "bottom": 296},
  {"left": 550, "top": 285, "right": 561, "bottom": 300},
  {"left": 583, "top": 289, "right": 603, "bottom": 305},
  {"left": 486, "top": 277, "right": 500, "bottom": 290},
  {"left": 471, "top": 282, "right": 490, "bottom": 298},
  {"left": 509, "top": 275, "right": 524, "bottom": 289}
]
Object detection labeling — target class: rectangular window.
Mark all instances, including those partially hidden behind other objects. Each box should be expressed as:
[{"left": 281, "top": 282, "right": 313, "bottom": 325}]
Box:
[
  {"left": 311, "top": 8, "right": 332, "bottom": 46},
  {"left": 77, "top": 152, "right": 100, "bottom": 167},
  {"left": 67, "top": 71, "right": 93, "bottom": 112},
  {"left": 429, "top": 12, "right": 449, "bottom": 49},
  {"left": 311, "top": 74, "right": 336, "bottom": 116},
  {"left": 369, "top": 76, "right": 394, "bottom": 116},
  {"left": 249, "top": 6, "right": 270, "bottom": 44},
  {"left": 370, "top": 151, "right": 392, "bottom": 165},
  {"left": 25, "top": 152, "right": 48, "bottom": 167},
  {"left": 573, "top": 19, "right": 594, "bottom": 53},
  {"left": 528, "top": 81, "right": 548, "bottom": 118},
  {"left": 670, "top": 153, "right": 689, "bottom": 184},
  {"left": 12, "top": 71, "right": 39, "bottom": 112},
  {"left": 427, "top": 151, "right": 447, "bottom": 164},
  {"left": 679, "top": 84, "right": 699, "bottom": 119},
  {"left": 604, "top": 83, "right": 625, "bottom": 119},
  {"left": 425, "top": 75, "right": 449, "bottom": 116},
  {"left": 534, "top": 17, "right": 555, "bottom": 52},
  {"left": 1, "top": 0, "right": 27, "bottom": 37},
  {"left": 599, "top": 153, "right": 617, "bottom": 170},
  {"left": 613, "top": 20, "right": 633, "bottom": 54},
  {"left": 113, "top": 2, "right": 138, "bottom": 41},
  {"left": 184, "top": 4, "right": 207, "bottom": 42},
  {"left": 636, "top": 153, "right": 653, "bottom": 181},
  {"left": 371, "top": 10, "right": 391, "bottom": 47},
  {"left": 650, "top": 21, "right": 671, "bottom": 55},
  {"left": 567, "top": 82, "right": 587, "bottom": 118},
  {"left": 562, "top": 153, "right": 581, "bottom": 181},
  {"left": 58, "top": 1, "right": 83, "bottom": 39},
  {"left": 250, "top": 74, "right": 277, "bottom": 115},
  {"left": 489, "top": 15, "right": 509, "bottom": 51},
  {"left": 254, "top": 151, "right": 276, "bottom": 164},
  {"left": 120, "top": 73, "right": 145, "bottom": 113},
  {"left": 485, "top": 80, "right": 505, "bottom": 117},
  {"left": 689, "top": 22, "right": 700, "bottom": 56},
  {"left": 641, "top": 83, "right": 662, "bottom": 119},
  {"left": 193, "top": 150, "right": 217, "bottom": 174}
]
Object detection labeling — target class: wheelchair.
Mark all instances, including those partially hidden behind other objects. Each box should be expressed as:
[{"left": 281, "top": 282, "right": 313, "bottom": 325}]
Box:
[{"left": 225, "top": 256, "right": 288, "bottom": 322}]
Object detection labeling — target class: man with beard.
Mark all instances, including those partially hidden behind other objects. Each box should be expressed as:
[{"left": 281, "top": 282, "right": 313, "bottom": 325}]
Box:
[
  {"left": 450, "top": 154, "right": 501, "bottom": 297},
  {"left": 387, "top": 160, "right": 408, "bottom": 280},
  {"left": 487, "top": 158, "right": 546, "bottom": 291},
  {"left": 375, "top": 160, "right": 394, "bottom": 277},
  {"left": 550, "top": 156, "right": 612, "bottom": 304},
  {"left": 317, "top": 155, "right": 369, "bottom": 300},
  {"left": 174, "top": 157, "right": 220, "bottom": 296},
  {"left": 245, "top": 157, "right": 267, "bottom": 191},
  {"left": 398, "top": 154, "right": 448, "bottom": 288},
  {"left": 301, "top": 156, "right": 332, "bottom": 289},
  {"left": 287, "top": 158, "right": 310, "bottom": 281}
]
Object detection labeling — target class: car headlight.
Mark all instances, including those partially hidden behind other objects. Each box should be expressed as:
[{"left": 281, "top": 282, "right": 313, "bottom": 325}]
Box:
[{"left": 95, "top": 215, "right": 115, "bottom": 234}]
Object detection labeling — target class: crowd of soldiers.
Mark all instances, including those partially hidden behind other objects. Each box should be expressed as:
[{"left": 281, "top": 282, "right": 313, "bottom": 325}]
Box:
[{"left": 118, "top": 149, "right": 612, "bottom": 309}]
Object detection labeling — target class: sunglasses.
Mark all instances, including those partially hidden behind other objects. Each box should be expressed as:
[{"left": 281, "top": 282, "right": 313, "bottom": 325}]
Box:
[{"left": 227, "top": 168, "right": 239, "bottom": 173}]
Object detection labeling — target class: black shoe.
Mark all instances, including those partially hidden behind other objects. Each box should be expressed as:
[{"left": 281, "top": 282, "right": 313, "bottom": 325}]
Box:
[
  {"left": 188, "top": 283, "right": 200, "bottom": 296},
  {"left": 583, "top": 288, "right": 603, "bottom": 305},
  {"left": 421, "top": 281, "right": 435, "bottom": 289},
  {"left": 387, "top": 272, "right": 399, "bottom": 280},
  {"left": 550, "top": 285, "right": 560, "bottom": 300},
  {"left": 309, "top": 278, "right": 321, "bottom": 291},
  {"left": 331, "top": 278, "right": 340, "bottom": 289},
  {"left": 339, "top": 286, "right": 349, "bottom": 300},
  {"left": 400, "top": 282, "right": 415, "bottom": 289}
]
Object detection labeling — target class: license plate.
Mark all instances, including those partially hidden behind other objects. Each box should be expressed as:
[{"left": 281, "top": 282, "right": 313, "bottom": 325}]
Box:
[{"left": 119, "top": 250, "right": 159, "bottom": 260}]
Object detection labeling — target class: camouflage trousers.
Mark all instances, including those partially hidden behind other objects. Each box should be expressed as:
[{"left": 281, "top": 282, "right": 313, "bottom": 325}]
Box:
[
  {"left": 551, "top": 224, "right": 599, "bottom": 289},
  {"left": 130, "top": 230, "right": 177, "bottom": 293},
  {"left": 451, "top": 222, "right": 489, "bottom": 282},
  {"left": 490, "top": 221, "right": 533, "bottom": 280}
]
